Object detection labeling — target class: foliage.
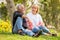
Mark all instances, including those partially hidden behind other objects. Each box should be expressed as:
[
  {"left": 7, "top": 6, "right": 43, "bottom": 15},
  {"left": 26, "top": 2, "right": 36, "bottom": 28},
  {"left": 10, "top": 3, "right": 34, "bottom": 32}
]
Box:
[
  {"left": 0, "top": 2, "right": 8, "bottom": 20},
  {"left": 39, "top": 0, "right": 60, "bottom": 29},
  {"left": 14, "top": 0, "right": 23, "bottom": 5},
  {"left": 0, "top": 19, "right": 12, "bottom": 32}
]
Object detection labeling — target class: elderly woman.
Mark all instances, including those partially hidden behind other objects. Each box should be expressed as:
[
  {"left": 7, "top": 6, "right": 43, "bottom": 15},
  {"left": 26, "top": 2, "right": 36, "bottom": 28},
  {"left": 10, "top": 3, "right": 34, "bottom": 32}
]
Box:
[{"left": 26, "top": 4, "right": 57, "bottom": 36}]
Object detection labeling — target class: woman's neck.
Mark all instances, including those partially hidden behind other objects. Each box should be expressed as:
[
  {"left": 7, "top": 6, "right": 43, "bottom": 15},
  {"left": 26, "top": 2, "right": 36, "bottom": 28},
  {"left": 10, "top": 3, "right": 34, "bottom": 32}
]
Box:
[{"left": 32, "top": 13, "right": 37, "bottom": 15}]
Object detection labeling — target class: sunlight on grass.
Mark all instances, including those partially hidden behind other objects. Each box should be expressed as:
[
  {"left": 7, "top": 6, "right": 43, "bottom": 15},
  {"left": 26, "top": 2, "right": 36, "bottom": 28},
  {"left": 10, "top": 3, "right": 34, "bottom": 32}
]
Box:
[
  {"left": 0, "top": 32, "right": 60, "bottom": 40},
  {"left": 0, "top": 29, "right": 60, "bottom": 40}
]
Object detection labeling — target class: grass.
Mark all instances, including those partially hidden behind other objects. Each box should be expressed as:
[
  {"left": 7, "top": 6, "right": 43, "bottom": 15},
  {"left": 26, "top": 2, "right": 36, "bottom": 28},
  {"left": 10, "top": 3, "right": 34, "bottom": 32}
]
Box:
[{"left": 0, "top": 30, "right": 60, "bottom": 40}]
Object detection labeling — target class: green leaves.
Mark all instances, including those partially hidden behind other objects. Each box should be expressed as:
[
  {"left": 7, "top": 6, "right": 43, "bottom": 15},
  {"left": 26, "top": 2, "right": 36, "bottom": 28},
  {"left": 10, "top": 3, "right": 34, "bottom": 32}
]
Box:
[{"left": 14, "top": 0, "right": 24, "bottom": 5}]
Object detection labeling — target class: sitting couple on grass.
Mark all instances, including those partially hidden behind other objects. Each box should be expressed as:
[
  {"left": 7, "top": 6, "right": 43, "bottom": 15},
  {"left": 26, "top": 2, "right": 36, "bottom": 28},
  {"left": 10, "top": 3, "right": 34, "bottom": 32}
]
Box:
[{"left": 12, "top": 4, "right": 57, "bottom": 37}]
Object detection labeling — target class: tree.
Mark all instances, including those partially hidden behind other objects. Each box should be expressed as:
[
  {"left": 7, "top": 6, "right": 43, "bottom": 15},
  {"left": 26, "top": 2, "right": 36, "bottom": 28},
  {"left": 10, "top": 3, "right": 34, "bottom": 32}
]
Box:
[
  {"left": 51, "top": 0, "right": 60, "bottom": 30},
  {"left": 6, "top": 0, "right": 15, "bottom": 21}
]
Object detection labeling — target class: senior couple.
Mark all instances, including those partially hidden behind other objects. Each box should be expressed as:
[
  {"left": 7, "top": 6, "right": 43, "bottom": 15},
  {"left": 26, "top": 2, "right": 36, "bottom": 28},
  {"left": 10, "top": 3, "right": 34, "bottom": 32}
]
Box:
[{"left": 12, "top": 4, "right": 57, "bottom": 37}]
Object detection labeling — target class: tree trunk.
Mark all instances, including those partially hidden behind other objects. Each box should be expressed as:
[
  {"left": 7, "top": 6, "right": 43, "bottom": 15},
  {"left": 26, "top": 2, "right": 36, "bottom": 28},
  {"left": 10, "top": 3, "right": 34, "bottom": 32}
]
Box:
[
  {"left": 22, "top": 0, "right": 26, "bottom": 6},
  {"left": 6, "top": 0, "right": 15, "bottom": 21}
]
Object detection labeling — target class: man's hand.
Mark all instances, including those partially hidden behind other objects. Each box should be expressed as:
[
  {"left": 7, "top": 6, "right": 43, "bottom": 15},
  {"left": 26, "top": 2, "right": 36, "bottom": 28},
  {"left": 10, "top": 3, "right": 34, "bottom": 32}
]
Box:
[{"left": 22, "top": 15, "right": 27, "bottom": 18}]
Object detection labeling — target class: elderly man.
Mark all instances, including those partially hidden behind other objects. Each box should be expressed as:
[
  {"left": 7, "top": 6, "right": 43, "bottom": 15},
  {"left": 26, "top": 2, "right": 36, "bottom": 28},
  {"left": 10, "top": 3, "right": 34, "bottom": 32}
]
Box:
[{"left": 12, "top": 4, "right": 41, "bottom": 37}]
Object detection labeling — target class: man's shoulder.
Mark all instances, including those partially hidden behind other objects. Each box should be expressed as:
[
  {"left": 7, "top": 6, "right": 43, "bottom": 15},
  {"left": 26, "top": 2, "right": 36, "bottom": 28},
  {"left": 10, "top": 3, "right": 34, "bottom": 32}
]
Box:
[
  {"left": 14, "top": 11, "right": 19, "bottom": 14},
  {"left": 14, "top": 11, "right": 21, "bottom": 16}
]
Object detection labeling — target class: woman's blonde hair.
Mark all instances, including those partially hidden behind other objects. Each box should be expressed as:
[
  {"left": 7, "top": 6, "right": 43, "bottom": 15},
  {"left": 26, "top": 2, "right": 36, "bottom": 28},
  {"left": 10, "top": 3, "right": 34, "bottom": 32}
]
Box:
[{"left": 32, "top": 4, "right": 39, "bottom": 13}]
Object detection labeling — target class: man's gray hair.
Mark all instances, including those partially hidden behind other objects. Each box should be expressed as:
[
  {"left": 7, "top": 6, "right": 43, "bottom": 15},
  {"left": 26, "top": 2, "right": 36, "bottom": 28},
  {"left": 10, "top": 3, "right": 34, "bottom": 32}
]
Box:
[{"left": 16, "top": 4, "right": 24, "bottom": 10}]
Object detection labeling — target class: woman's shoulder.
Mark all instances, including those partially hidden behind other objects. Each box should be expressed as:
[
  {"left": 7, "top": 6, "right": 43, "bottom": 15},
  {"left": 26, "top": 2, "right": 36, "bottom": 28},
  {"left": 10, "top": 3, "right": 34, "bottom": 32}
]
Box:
[
  {"left": 37, "top": 13, "right": 42, "bottom": 18},
  {"left": 37, "top": 13, "right": 41, "bottom": 16}
]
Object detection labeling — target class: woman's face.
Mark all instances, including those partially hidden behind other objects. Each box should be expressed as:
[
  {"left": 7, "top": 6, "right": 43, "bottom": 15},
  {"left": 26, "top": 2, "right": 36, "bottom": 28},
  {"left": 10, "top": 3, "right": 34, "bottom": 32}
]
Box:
[{"left": 32, "top": 5, "right": 38, "bottom": 15}]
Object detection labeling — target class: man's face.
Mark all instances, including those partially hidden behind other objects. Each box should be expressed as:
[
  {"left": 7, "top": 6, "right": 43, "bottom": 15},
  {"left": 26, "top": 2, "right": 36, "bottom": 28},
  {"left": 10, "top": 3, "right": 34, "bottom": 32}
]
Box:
[{"left": 18, "top": 5, "right": 25, "bottom": 14}]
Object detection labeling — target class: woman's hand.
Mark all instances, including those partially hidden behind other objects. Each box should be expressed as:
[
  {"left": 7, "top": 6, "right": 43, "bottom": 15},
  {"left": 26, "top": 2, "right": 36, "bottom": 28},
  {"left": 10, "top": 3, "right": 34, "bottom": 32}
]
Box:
[{"left": 36, "top": 22, "right": 45, "bottom": 27}]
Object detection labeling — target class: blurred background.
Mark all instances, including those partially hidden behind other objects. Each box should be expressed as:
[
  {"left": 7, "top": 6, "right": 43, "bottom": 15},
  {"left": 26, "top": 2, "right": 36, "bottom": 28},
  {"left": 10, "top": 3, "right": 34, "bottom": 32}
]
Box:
[{"left": 0, "top": 0, "right": 60, "bottom": 32}]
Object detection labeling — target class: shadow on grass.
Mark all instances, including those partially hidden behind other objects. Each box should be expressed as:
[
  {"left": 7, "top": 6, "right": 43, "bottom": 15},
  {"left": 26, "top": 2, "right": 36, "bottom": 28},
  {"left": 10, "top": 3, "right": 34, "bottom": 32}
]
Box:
[{"left": 0, "top": 32, "right": 13, "bottom": 35}]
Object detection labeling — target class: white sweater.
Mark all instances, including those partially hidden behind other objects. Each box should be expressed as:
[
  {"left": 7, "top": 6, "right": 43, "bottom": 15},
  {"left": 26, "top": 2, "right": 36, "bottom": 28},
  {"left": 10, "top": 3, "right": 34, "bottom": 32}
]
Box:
[{"left": 26, "top": 12, "right": 44, "bottom": 29}]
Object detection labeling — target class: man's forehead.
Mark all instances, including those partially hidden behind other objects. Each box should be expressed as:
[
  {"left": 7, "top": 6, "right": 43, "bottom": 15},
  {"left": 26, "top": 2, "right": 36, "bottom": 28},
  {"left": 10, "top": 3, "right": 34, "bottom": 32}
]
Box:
[
  {"left": 16, "top": 4, "right": 24, "bottom": 8},
  {"left": 20, "top": 5, "right": 24, "bottom": 7}
]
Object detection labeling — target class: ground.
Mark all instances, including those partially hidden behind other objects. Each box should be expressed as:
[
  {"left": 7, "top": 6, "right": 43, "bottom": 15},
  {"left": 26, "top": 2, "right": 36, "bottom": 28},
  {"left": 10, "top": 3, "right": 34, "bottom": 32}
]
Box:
[{"left": 0, "top": 29, "right": 60, "bottom": 40}]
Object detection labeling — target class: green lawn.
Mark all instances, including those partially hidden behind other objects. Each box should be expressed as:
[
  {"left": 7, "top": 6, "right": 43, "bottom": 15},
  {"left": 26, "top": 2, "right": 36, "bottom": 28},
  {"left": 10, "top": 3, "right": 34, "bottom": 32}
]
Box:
[{"left": 0, "top": 32, "right": 60, "bottom": 40}]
